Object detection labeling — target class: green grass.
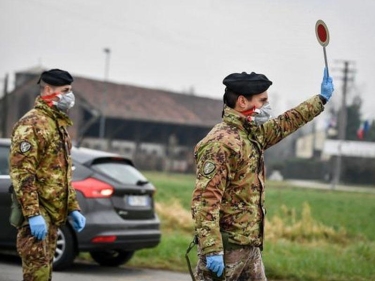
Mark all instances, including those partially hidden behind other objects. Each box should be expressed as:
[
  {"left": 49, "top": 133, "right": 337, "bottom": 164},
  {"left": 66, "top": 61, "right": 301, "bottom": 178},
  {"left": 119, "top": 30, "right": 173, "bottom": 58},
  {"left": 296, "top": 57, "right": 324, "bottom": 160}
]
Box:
[
  {"left": 125, "top": 230, "right": 194, "bottom": 272},
  {"left": 148, "top": 171, "right": 195, "bottom": 210},
  {"left": 125, "top": 172, "right": 375, "bottom": 280},
  {"left": 266, "top": 182, "right": 375, "bottom": 241},
  {"left": 264, "top": 241, "right": 375, "bottom": 281}
]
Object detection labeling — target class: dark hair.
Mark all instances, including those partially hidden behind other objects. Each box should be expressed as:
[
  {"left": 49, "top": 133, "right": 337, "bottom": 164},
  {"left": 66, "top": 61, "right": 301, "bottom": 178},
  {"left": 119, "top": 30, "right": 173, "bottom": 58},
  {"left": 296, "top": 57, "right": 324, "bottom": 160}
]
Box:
[
  {"left": 223, "top": 88, "right": 254, "bottom": 108},
  {"left": 221, "top": 88, "right": 238, "bottom": 118},
  {"left": 223, "top": 88, "right": 238, "bottom": 109}
]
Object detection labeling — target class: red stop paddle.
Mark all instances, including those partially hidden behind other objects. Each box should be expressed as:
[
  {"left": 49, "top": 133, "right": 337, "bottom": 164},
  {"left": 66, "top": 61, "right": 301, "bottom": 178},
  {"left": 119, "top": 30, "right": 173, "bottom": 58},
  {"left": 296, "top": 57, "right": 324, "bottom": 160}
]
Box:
[{"left": 315, "top": 20, "right": 330, "bottom": 76}]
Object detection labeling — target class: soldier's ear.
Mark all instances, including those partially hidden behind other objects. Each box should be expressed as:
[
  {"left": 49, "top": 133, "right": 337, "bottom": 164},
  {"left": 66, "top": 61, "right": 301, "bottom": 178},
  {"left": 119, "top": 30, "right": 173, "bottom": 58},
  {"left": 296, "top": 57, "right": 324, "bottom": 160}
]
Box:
[
  {"left": 41, "top": 85, "right": 53, "bottom": 96},
  {"left": 236, "top": 95, "right": 248, "bottom": 110}
]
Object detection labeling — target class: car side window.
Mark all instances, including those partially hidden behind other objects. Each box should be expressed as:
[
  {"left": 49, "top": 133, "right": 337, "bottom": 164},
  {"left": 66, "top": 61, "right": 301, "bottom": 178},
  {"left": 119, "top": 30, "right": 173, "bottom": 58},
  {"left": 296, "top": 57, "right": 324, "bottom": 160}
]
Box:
[
  {"left": 91, "top": 162, "right": 147, "bottom": 185},
  {"left": 0, "top": 146, "right": 10, "bottom": 175}
]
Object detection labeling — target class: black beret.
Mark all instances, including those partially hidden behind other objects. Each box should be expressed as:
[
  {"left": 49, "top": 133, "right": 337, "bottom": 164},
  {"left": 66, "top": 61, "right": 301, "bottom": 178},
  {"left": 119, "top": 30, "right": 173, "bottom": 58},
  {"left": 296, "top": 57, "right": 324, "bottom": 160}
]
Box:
[
  {"left": 37, "top": 69, "right": 74, "bottom": 86},
  {"left": 223, "top": 71, "right": 272, "bottom": 96}
]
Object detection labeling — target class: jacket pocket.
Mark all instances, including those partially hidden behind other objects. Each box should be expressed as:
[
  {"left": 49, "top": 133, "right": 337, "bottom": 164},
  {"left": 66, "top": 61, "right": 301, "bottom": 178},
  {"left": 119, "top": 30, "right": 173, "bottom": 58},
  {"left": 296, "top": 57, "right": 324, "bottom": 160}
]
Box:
[{"left": 9, "top": 186, "right": 25, "bottom": 228}]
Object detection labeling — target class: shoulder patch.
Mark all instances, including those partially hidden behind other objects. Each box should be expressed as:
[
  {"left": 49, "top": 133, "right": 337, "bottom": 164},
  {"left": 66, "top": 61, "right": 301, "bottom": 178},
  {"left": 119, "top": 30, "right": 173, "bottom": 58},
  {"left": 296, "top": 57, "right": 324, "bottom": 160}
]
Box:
[
  {"left": 203, "top": 161, "right": 216, "bottom": 175},
  {"left": 19, "top": 141, "right": 32, "bottom": 153}
]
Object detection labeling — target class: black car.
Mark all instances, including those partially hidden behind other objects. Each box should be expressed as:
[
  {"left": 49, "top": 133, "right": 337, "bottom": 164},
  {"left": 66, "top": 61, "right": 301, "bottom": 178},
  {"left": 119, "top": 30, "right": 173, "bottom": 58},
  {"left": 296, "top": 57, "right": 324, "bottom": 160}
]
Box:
[{"left": 0, "top": 138, "right": 161, "bottom": 270}]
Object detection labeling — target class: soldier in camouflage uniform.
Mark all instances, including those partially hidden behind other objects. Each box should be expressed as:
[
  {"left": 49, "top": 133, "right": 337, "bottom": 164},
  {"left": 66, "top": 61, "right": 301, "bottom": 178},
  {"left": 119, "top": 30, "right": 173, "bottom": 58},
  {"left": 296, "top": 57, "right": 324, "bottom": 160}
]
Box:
[
  {"left": 9, "top": 69, "right": 86, "bottom": 281},
  {"left": 191, "top": 69, "right": 334, "bottom": 281}
]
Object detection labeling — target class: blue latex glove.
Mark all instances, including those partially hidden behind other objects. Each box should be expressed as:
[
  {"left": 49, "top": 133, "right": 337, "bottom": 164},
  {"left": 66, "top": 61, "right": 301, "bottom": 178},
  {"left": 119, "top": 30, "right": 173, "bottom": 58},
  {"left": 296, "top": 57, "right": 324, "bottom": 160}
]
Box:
[
  {"left": 29, "top": 215, "right": 47, "bottom": 240},
  {"left": 320, "top": 67, "right": 334, "bottom": 102},
  {"left": 69, "top": 211, "right": 86, "bottom": 232},
  {"left": 206, "top": 254, "right": 224, "bottom": 277}
]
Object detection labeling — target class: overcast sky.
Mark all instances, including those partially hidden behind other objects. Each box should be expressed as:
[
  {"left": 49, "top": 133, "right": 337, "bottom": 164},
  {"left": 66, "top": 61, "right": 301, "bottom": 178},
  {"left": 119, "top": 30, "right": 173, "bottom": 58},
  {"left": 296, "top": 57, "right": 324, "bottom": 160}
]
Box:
[{"left": 1, "top": 0, "right": 374, "bottom": 123}]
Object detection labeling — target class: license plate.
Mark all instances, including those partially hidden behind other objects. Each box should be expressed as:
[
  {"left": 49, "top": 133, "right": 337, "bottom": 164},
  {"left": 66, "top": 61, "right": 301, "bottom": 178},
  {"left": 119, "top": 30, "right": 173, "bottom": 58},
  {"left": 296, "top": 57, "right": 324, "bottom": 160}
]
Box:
[{"left": 127, "top": 195, "right": 149, "bottom": 207}]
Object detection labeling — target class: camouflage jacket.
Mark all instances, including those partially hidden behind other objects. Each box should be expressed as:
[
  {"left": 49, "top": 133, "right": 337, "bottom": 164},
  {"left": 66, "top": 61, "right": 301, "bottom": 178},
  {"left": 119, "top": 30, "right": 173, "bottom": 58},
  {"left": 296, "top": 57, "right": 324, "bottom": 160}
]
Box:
[
  {"left": 191, "top": 95, "right": 324, "bottom": 255},
  {"left": 9, "top": 96, "right": 81, "bottom": 226}
]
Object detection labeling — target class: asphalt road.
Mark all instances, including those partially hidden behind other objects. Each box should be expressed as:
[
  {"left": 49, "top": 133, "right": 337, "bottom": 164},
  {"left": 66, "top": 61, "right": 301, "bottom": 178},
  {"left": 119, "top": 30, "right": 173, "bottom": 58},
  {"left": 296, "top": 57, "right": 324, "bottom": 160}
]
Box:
[{"left": 0, "top": 253, "right": 191, "bottom": 281}]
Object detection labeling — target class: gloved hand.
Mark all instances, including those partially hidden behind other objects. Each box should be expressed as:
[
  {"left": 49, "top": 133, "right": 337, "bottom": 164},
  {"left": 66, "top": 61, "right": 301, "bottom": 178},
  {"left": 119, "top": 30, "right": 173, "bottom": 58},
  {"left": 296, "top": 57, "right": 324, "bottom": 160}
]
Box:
[
  {"left": 69, "top": 210, "right": 86, "bottom": 232},
  {"left": 206, "top": 254, "right": 224, "bottom": 277},
  {"left": 29, "top": 215, "right": 47, "bottom": 240},
  {"left": 320, "top": 67, "right": 334, "bottom": 103}
]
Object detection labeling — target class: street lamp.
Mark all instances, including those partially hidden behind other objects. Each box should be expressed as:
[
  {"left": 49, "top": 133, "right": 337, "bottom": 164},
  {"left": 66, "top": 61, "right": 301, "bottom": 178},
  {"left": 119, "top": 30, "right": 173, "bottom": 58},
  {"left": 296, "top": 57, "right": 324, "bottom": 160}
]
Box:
[{"left": 99, "top": 48, "right": 111, "bottom": 140}]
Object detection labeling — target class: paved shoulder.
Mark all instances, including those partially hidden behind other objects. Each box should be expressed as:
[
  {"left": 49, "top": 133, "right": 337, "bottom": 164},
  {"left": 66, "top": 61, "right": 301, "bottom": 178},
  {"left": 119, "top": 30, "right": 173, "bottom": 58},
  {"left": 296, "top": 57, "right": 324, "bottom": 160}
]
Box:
[
  {"left": 0, "top": 253, "right": 191, "bottom": 281},
  {"left": 287, "top": 179, "right": 375, "bottom": 193},
  {"left": 54, "top": 263, "right": 192, "bottom": 281}
]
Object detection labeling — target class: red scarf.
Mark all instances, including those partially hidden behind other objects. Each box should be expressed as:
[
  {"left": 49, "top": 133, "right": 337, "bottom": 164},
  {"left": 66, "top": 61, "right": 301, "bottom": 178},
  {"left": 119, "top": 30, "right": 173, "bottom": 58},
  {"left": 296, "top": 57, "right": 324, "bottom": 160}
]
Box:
[
  {"left": 241, "top": 107, "right": 256, "bottom": 117},
  {"left": 41, "top": 92, "right": 59, "bottom": 107}
]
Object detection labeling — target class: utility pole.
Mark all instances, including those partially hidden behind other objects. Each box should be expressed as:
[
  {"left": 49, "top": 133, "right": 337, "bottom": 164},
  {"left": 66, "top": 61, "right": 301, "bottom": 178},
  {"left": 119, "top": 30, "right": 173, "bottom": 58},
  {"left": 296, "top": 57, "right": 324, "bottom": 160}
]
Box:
[
  {"left": 331, "top": 61, "right": 354, "bottom": 189},
  {"left": 99, "top": 48, "right": 111, "bottom": 141},
  {"left": 1, "top": 74, "right": 9, "bottom": 137}
]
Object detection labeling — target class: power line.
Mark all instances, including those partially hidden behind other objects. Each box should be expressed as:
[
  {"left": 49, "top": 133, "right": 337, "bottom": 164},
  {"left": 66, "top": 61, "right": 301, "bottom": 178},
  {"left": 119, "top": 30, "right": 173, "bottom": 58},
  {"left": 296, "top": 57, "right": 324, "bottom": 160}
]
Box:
[{"left": 331, "top": 60, "right": 356, "bottom": 189}]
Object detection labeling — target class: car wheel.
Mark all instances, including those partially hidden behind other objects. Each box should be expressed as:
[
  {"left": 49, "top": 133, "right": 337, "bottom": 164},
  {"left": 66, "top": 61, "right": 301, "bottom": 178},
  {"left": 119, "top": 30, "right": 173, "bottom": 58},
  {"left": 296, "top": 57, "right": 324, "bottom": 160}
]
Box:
[
  {"left": 53, "top": 225, "right": 77, "bottom": 271},
  {"left": 90, "top": 250, "right": 134, "bottom": 267}
]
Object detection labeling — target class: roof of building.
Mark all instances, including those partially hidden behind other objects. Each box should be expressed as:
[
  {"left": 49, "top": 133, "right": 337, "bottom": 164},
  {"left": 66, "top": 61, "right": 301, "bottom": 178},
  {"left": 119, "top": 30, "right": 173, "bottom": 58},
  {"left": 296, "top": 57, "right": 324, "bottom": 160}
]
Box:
[{"left": 73, "top": 76, "right": 223, "bottom": 126}]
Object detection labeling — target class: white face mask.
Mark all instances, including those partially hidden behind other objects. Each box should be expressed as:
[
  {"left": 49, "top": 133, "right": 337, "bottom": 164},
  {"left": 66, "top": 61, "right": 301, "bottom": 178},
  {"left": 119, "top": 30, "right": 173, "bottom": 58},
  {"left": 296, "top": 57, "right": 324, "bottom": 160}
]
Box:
[
  {"left": 253, "top": 102, "right": 272, "bottom": 125},
  {"left": 53, "top": 91, "right": 75, "bottom": 113}
]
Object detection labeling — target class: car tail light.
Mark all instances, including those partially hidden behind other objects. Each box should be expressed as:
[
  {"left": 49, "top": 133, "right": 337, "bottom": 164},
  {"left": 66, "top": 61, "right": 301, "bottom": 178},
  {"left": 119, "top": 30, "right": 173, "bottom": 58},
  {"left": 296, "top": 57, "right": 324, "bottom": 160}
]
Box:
[
  {"left": 91, "top": 236, "right": 117, "bottom": 243},
  {"left": 72, "top": 178, "right": 114, "bottom": 198}
]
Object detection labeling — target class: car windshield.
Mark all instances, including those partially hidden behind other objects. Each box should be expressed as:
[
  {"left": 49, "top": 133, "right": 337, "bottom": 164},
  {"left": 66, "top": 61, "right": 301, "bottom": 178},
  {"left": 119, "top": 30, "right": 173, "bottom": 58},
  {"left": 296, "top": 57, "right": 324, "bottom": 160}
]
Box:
[{"left": 91, "top": 162, "right": 148, "bottom": 185}]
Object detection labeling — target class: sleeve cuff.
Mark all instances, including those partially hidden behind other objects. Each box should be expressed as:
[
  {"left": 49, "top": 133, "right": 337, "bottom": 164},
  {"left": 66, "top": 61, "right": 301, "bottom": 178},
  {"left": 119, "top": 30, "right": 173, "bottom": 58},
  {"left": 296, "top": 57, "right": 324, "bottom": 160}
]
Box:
[{"left": 318, "top": 95, "right": 327, "bottom": 105}]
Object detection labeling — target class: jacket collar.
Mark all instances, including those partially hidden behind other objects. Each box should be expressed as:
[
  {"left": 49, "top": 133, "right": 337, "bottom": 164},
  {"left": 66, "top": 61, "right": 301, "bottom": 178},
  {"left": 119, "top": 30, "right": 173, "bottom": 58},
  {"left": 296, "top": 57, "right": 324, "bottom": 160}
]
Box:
[
  {"left": 222, "top": 105, "right": 255, "bottom": 132},
  {"left": 34, "top": 96, "right": 73, "bottom": 127}
]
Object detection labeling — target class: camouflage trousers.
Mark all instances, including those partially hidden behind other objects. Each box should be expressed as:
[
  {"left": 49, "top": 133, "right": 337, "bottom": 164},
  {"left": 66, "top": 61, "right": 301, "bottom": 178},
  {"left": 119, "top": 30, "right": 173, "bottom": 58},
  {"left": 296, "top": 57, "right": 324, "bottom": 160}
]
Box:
[
  {"left": 17, "top": 214, "right": 58, "bottom": 281},
  {"left": 194, "top": 246, "right": 267, "bottom": 281}
]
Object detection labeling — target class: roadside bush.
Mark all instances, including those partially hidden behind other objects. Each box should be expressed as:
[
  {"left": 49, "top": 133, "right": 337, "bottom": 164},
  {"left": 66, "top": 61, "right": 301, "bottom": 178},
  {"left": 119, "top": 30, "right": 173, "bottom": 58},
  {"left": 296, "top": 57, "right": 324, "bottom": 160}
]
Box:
[
  {"left": 156, "top": 200, "right": 352, "bottom": 246},
  {"left": 265, "top": 203, "right": 350, "bottom": 245}
]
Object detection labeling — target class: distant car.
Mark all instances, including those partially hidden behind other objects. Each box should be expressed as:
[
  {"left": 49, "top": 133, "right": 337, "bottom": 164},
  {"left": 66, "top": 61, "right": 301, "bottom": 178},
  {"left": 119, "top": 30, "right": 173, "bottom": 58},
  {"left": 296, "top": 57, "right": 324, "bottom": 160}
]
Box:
[{"left": 0, "top": 138, "right": 161, "bottom": 270}]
